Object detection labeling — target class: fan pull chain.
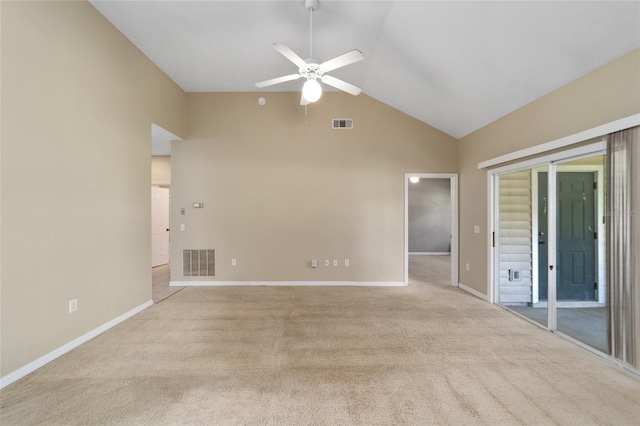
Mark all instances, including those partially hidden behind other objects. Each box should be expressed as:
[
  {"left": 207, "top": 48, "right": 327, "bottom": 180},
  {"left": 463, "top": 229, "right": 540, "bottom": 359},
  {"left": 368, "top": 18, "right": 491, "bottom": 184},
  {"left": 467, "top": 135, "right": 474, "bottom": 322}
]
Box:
[{"left": 305, "top": 104, "right": 308, "bottom": 138}]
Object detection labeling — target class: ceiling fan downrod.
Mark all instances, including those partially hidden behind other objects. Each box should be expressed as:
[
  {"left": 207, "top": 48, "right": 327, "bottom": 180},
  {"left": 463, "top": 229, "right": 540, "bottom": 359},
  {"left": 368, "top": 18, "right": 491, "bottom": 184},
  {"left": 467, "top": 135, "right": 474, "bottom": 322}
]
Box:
[{"left": 305, "top": 0, "right": 319, "bottom": 59}]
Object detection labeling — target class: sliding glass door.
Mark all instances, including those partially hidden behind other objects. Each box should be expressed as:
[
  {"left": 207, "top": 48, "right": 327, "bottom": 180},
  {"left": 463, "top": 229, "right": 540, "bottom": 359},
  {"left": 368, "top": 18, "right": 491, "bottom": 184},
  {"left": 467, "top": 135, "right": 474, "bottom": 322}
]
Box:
[{"left": 494, "top": 151, "right": 607, "bottom": 353}]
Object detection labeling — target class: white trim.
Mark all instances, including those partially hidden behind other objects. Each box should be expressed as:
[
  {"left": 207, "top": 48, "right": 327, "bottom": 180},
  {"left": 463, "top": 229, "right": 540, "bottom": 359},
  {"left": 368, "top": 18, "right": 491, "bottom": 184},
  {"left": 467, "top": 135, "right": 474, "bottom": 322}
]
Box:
[
  {"left": 0, "top": 300, "right": 153, "bottom": 389},
  {"left": 457, "top": 282, "right": 488, "bottom": 301},
  {"left": 547, "top": 163, "right": 558, "bottom": 331},
  {"left": 533, "top": 301, "right": 605, "bottom": 308},
  {"left": 404, "top": 173, "right": 458, "bottom": 286},
  {"left": 478, "top": 113, "right": 640, "bottom": 169},
  {"left": 409, "top": 252, "right": 451, "bottom": 255},
  {"left": 171, "top": 281, "right": 406, "bottom": 287},
  {"left": 531, "top": 168, "right": 541, "bottom": 304},
  {"left": 487, "top": 173, "right": 496, "bottom": 303},
  {"left": 489, "top": 141, "right": 605, "bottom": 176},
  {"left": 450, "top": 175, "right": 459, "bottom": 286},
  {"left": 151, "top": 180, "right": 171, "bottom": 186}
]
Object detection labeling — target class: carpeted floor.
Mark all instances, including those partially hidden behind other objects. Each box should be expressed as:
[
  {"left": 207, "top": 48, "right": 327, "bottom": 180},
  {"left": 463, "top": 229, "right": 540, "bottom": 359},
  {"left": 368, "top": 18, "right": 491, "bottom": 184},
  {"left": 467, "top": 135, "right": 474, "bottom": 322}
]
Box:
[{"left": 1, "top": 256, "right": 639, "bottom": 425}]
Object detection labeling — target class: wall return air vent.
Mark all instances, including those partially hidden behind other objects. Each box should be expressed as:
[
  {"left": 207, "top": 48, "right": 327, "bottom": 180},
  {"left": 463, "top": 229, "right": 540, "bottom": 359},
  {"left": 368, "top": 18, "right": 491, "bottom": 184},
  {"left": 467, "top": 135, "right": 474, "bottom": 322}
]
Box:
[
  {"left": 332, "top": 118, "right": 353, "bottom": 129},
  {"left": 183, "top": 249, "right": 215, "bottom": 277}
]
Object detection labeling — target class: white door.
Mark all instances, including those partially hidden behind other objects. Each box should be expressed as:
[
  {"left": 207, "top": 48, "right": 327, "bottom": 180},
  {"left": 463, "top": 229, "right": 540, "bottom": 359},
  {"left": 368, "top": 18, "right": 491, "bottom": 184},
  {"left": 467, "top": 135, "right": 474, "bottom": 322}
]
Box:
[{"left": 151, "top": 186, "right": 170, "bottom": 267}]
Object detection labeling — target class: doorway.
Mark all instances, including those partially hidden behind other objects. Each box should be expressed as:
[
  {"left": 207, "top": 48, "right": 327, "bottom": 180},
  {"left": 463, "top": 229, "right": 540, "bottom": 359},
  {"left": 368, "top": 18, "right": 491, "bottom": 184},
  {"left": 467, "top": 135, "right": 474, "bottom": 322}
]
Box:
[
  {"left": 491, "top": 148, "right": 607, "bottom": 353},
  {"left": 404, "top": 173, "right": 458, "bottom": 286},
  {"left": 150, "top": 124, "right": 182, "bottom": 302},
  {"left": 151, "top": 186, "right": 170, "bottom": 267}
]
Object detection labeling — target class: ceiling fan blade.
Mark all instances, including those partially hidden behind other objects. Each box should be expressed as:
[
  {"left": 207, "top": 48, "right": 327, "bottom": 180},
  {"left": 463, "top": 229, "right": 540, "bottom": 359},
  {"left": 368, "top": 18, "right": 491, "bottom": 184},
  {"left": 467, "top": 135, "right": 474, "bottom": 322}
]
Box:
[
  {"left": 272, "top": 43, "right": 308, "bottom": 70},
  {"left": 255, "top": 74, "right": 302, "bottom": 88},
  {"left": 319, "top": 49, "right": 364, "bottom": 73},
  {"left": 321, "top": 75, "right": 362, "bottom": 96},
  {"left": 300, "top": 93, "right": 309, "bottom": 106}
]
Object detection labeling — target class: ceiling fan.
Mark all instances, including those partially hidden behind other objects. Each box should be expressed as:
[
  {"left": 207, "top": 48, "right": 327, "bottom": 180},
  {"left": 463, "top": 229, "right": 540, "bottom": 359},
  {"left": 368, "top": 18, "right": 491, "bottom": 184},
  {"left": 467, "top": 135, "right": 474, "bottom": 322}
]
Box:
[{"left": 255, "top": 0, "right": 364, "bottom": 105}]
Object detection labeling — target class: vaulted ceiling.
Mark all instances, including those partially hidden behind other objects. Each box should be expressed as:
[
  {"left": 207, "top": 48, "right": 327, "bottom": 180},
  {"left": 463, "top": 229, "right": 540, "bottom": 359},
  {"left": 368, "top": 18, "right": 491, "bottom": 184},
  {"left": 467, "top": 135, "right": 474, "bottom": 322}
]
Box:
[{"left": 90, "top": 0, "right": 640, "bottom": 139}]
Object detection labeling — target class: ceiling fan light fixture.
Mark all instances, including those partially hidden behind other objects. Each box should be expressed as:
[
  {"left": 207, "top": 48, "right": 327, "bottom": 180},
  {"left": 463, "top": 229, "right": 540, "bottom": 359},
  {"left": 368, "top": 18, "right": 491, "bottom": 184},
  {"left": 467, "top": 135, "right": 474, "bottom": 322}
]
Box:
[
  {"left": 255, "top": 0, "right": 363, "bottom": 104},
  {"left": 302, "top": 78, "right": 322, "bottom": 103}
]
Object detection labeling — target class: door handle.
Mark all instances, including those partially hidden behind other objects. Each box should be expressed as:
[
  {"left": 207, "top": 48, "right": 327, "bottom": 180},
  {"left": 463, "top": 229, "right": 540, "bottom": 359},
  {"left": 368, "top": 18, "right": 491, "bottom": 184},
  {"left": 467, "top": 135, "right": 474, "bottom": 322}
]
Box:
[
  {"left": 166, "top": 228, "right": 170, "bottom": 232},
  {"left": 538, "top": 240, "right": 545, "bottom": 244}
]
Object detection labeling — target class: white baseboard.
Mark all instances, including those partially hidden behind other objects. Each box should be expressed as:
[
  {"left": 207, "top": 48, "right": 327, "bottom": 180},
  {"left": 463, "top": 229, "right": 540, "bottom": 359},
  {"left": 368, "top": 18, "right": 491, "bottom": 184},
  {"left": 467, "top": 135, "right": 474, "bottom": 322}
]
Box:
[
  {"left": 533, "top": 301, "right": 605, "bottom": 308},
  {"left": 409, "top": 252, "right": 451, "bottom": 255},
  {"left": 0, "top": 299, "right": 153, "bottom": 390},
  {"left": 456, "top": 282, "right": 488, "bottom": 301},
  {"left": 171, "top": 281, "right": 406, "bottom": 287}
]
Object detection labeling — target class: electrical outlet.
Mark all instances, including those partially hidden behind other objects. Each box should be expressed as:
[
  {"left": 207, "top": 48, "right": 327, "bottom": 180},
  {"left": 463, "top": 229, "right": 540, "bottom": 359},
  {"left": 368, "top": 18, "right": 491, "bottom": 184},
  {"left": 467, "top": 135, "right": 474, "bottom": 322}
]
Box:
[
  {"left": 345, "top": 259, "right": 350, "bottom": 267},
  {"left": 333, "top": 259, "right": 338, "bottom": 267},
  {"left": 324, "top": 259, "right": 330, "bottom": 267},
  {"left": 465, "top": 263, "right": 470, "bottom": 271},
  {"left": 311, "top": 260, "right": 318, "bottom": 268},
  {"left": 474, "top": 226, "right": 480, "bottom": 234},
  {"left": 180, "top": 224, "right": 185, "bottom": 231},
  {"left": 68, "top": 299, "right": 77, "bottom": 313},
  {"left": 231, "top": 258, "right": 236, "bottom": 266}
]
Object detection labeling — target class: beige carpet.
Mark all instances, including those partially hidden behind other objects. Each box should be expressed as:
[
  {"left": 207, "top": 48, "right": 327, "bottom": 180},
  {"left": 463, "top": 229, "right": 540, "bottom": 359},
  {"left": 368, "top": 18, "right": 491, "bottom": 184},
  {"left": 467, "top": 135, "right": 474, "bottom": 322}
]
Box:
[{"left": 1, "top": 256, "right": 639, "bottom": 425}]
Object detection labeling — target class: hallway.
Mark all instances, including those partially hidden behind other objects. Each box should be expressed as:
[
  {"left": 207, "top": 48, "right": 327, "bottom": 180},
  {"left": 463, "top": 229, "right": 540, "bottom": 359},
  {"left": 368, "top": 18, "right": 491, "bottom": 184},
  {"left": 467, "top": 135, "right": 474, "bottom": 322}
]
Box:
[{"left": 152, "top": 264, "right": 183, "bottom": 303}]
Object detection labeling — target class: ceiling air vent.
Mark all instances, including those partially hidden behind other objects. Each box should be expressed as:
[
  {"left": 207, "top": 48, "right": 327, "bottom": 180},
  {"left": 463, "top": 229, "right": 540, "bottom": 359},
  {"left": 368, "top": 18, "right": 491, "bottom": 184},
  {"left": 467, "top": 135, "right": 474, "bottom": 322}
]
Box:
[{"left": 332, "top": 118, "right": 353, "bottom": 130}]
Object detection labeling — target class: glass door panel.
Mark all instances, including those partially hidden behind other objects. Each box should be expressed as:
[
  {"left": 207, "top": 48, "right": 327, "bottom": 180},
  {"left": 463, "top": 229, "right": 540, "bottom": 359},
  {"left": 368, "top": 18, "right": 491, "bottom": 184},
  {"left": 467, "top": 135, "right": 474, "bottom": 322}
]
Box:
[
  {"left": 554, "top": 155, "right": 606, "bottom": 352},
  {"left": 496, "top": 166, "right": 548, "bottom": 328}
]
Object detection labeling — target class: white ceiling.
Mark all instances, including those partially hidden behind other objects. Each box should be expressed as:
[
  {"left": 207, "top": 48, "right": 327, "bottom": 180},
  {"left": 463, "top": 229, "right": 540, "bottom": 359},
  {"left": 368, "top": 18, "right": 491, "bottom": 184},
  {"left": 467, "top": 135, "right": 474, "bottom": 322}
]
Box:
[{"left": 90, "top": 0, "right": 640, "bottom": 139}]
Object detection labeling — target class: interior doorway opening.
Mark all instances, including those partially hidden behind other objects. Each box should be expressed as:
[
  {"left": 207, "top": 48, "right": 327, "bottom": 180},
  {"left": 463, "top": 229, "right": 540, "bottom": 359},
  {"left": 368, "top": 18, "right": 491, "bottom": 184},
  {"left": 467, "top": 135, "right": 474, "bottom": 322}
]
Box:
[
  {"left": 151, "top": 123, "right": 182, "bottom": 303},
  {"left": 404, "top": 173, "right": 458, "bottom": 286}
]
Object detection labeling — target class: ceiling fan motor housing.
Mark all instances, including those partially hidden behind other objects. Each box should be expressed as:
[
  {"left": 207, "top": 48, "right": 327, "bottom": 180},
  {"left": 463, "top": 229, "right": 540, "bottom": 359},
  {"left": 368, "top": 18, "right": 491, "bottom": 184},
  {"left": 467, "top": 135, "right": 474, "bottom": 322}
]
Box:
[
  {"left": 300, "top": 62, "right": 323, "bottom": 80},
  {"left": 304, "top": 0, "right": 319, "bottom": 12}
]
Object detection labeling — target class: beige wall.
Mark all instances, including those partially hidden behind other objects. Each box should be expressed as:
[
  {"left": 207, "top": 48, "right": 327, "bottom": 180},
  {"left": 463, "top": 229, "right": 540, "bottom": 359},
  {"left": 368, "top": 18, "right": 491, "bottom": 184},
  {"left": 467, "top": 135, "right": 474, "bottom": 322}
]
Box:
[
  {"left": 171, "top": 92, "right": 457, "bottom": 282},
  {"left": 458, "top": 48, "right": 640, "bottom": 295},
  {"left": 152, "top": 156, "right": 171, "bottom": 183},
  {"left": 1, "top": 1, "right": 186, "bottom": 376}
]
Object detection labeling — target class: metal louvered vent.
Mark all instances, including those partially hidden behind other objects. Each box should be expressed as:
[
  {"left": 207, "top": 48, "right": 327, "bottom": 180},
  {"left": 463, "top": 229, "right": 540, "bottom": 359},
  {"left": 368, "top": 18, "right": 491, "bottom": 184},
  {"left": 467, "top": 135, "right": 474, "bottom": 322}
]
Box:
[
  {"left": 332, "top": 118, "right": 353, "bottom": 129},
  {"left": 183, "top": 249, "right": 215, "bottom": 277}
]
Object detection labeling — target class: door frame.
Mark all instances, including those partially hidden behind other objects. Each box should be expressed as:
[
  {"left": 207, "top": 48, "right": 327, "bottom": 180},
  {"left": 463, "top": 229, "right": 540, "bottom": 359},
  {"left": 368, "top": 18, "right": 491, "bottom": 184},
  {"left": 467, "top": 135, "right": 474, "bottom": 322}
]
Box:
[{"left": 404, "top": 173, "right": 458, "bottom": 286}]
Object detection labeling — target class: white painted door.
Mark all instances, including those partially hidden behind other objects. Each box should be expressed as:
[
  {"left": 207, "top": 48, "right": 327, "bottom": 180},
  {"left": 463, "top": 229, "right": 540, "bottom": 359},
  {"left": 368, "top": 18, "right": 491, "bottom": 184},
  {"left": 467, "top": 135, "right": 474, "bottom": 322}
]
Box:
[{"left": 151, "top": 186, "right": 170, "bottom": 267}]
